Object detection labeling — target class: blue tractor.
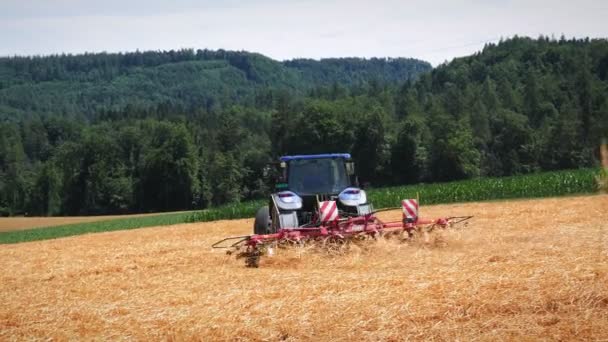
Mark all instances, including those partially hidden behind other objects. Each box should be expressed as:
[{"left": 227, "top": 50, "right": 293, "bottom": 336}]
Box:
[{"left": 253, "top": 153, "right": 373, "bottom": 235}]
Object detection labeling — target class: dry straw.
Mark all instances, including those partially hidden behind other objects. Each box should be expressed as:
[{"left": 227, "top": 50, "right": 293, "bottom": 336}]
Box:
[{"left": 1, "top": 195, "right": 607, "bottom": 340}]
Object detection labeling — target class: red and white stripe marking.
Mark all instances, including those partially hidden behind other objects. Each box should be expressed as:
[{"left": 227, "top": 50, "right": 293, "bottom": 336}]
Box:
[
  {"left": 319, "top": 201, "right": 339, "bottom": 223},
  {"left": 401, "top": 199, "right": 419, "bottom": 221}
]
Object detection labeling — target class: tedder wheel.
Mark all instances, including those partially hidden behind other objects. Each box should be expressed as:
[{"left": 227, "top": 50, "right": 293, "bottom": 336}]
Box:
[{"left": 253, "top": 206, "right": 270, "bottom": 235}]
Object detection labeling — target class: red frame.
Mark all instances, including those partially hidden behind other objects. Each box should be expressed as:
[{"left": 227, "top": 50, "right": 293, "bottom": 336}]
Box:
[{"left": 245, "top": 213, "right": 448, "bottom": 248}]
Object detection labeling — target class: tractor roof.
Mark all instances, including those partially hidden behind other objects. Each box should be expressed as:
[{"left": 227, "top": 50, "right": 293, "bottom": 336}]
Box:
[{"left": 280, "top": 153, "right": 351, "bottom": 162}]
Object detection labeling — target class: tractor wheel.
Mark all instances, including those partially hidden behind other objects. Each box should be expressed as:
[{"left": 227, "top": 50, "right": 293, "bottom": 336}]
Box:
[{"left": 254, "top": 206, "right": 270, "bottom": 235}]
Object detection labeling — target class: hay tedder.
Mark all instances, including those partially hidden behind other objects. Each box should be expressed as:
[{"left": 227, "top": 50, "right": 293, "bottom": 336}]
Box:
[{"left": 213, "top": 153, "right": 471, "bottom": 267}]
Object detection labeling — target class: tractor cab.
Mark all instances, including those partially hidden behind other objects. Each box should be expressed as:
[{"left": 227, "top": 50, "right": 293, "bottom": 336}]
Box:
[
  {"left": 279, "top": 153, "right": 355, "bottom": 196},
  {"left": 254, "top": 153, "right": 371, "bottom": 234}
]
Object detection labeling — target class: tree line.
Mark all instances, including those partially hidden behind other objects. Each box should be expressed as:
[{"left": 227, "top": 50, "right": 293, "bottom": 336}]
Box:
[{"left": 1, "top": 36, "right": 607, "bottom": 216}]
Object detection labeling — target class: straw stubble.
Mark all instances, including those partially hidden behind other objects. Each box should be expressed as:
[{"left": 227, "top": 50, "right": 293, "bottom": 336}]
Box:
[{"left": 1, "top": 195, "right": 607, "bottom": 340}]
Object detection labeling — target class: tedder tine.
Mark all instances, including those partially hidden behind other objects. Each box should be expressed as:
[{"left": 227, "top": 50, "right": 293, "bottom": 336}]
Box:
[
  {"left": 212, "top": 236, "right": 250, "bottom": 249},
  {"left": 448, "top": 216, "right": 474, "bottom": 224}
]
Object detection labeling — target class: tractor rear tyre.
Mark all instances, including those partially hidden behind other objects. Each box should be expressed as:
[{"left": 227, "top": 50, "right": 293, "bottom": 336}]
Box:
[{"left": 254, "top": 206, "right": 270, "bottom": 235}]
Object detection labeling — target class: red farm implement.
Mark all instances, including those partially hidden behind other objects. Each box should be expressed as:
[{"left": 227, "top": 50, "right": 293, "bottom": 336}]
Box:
[{"left": 213, "top": 198, "right": 472, "bottom": 267}]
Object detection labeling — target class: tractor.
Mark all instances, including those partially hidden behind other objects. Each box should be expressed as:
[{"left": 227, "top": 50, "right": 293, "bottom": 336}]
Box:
[
  {"left": 213, "top": 152, "right": 472, "bottom": 267},
  {"left": 253, "top": 153, "right": 371, "bottom": 235}
]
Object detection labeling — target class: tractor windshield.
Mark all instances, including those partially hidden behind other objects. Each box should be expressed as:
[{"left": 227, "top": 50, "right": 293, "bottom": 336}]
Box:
[{"left": 287, "top": 158, "right": 349, "bottom": 195}]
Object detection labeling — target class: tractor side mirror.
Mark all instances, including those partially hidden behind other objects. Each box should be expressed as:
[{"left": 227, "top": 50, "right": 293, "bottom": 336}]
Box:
[
  {"left": 345, "top": 161, "right": 355, "bottom": 176},
  {"left": 278, "top": 162, "right": 287, "bottom": 183}
]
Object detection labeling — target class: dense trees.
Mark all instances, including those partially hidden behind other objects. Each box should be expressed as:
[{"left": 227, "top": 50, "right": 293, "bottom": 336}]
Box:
[
  {"left": 1, "top": 37, "right": 607, "bottom": 216},
  {"left": 0, "top": 50, "right": 430, "bottom": 120}
]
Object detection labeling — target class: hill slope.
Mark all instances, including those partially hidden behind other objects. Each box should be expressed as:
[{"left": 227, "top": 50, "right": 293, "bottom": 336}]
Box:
[
  {"left": 0, "top": 50, "right": 431, "bottom": 118},
  {"left": 391, "top": 36, "right": 608, "bottom": 180}
]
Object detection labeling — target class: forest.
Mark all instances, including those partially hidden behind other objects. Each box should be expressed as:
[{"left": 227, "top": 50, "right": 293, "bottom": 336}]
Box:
[{"left": 1, "top": 36, "right": 607, "bottom": 216}]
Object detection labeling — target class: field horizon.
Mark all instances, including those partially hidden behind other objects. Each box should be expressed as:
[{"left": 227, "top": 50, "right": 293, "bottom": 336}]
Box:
[{"left": 0, "top": 168, "right": 598, "bottom": 244}]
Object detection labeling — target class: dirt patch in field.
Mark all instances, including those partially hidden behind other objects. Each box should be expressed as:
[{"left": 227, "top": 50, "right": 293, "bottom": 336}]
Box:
[
  {"left": 0, "top": 211, "right": 193, "bottom": 232},
  {"left": 1, "top": 195, "right": 607, "bottom": 340}
]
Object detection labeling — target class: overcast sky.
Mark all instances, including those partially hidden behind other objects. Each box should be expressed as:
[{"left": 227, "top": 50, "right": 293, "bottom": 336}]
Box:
[{"left": 1, "top": 0, "right": 607, "bottom": 65}]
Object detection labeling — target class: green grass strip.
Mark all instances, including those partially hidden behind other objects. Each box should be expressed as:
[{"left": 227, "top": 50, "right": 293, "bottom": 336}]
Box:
[
  {"left": 0, "top": 168, "right": 599, "bottom": 244},
  {"left": 0, "top": 202, "right": 263, "bottom": 245}
]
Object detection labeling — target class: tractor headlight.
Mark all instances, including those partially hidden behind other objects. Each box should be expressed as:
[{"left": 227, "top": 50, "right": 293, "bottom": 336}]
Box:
[
  {"left": 273, "top": 191, "right": 303, "bottom": 210},
  {"left": 338, "top": 188, "right": 367, "bottom": 207}
]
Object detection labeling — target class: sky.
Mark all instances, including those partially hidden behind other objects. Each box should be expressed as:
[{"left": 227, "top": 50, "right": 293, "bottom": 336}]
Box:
[{"left": 1, "top": 0, "right": 607, "bottom": 66}]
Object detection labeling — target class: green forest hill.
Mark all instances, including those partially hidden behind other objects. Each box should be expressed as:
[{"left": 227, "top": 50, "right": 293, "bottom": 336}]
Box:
[
  {"left": 0, "top": 50, "right": 430, "bottom": 119},
  {"left": 1, "top": 36, "right": 607, "bottom": 217}
]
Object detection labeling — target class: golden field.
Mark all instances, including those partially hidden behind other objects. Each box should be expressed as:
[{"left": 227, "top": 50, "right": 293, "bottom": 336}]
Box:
[{"left": 1, "top": 195, "right": 607, "bottom": 341}]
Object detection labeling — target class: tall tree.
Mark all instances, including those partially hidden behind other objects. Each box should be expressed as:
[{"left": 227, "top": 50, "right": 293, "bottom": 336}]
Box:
[
  {"left": 138, "top": 121, "right": 199, "bottom": 212},
  {"left": 352, "top": 109, "right": 386, "bottom": 184},
  {"left": 27, "top": 163, "right": 61, "bottom": 216},
  {"left": 390, "top": 116, "right": 428, "bottom": 184}
]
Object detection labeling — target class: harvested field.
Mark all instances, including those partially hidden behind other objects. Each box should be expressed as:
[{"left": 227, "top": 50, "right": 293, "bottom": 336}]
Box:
[{"left": 1, "top": 195, "right": 607, "bottom": 341}]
